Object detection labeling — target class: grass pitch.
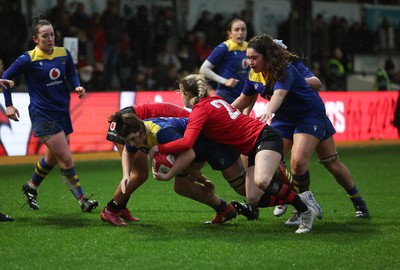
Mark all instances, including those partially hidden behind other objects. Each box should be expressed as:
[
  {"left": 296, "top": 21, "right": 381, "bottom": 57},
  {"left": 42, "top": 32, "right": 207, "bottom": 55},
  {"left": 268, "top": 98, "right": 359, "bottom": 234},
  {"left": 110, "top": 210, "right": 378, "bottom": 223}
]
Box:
[{"left": 1, "top": 143, "right": 399, "bottom": 269}]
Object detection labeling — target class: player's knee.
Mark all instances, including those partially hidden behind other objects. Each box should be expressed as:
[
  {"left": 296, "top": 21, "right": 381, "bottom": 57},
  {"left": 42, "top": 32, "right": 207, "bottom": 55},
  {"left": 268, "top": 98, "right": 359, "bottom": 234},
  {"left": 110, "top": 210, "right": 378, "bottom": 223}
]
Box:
[
  {"left": 290, "top": 157, "right": 308, "bottom": 175},
  {"left": 254, "top": 176, "right": 274, "bottom": 191}
]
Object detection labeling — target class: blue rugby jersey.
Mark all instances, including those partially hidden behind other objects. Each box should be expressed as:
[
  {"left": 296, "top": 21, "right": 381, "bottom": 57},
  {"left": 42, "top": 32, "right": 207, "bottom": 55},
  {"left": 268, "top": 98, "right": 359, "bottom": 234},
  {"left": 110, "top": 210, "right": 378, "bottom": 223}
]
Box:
[
  {"left": 207, "top": 39, "right": 249, "bottom": 102},
  {"left": 2, "top": 46, "right": 80, "bottom": 112},
  {"left": 243, "top": 63, "right": 325, "bottom": 121},
  {"left": 125, "top": 117, "right": 189, "bottom": 152}
]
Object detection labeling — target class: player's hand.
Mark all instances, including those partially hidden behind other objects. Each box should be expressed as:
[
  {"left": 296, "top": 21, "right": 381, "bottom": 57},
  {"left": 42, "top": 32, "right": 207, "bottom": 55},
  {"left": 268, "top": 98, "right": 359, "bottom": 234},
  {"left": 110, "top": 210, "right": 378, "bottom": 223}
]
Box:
[
  {"left": 257, "top": 112, "right": 274, "bottom": 124},
  {"left": 120, "top": 178, "right": 130, "bottom": 194},
  {"left": 152, "top": 168, "right": 172, "bottom": 181},
  {"left": 0, "top": 79, "right": 14, "bottom": 89},
  {"left": 6, "top": 106, "right": 20, "bottom": 122},
  {"left": 75, "top": 86, "right": 86, "bottom": 99},
  {"left": 148, "top": 146, "right": 159, "bottom": 160},
  {"left": 224, "top": 78, "right": 239, "bottom": 88}
]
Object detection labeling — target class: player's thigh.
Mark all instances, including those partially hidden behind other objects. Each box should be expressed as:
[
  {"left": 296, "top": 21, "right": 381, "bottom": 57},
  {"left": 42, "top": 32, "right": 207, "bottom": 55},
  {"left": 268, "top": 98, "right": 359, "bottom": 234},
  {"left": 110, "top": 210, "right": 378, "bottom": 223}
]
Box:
[
  {"left": 315, "top": 136, "right": 337, "bottom": 159},
  {"left": 254, "top": 150, "right": 281, "bottom": 189}
]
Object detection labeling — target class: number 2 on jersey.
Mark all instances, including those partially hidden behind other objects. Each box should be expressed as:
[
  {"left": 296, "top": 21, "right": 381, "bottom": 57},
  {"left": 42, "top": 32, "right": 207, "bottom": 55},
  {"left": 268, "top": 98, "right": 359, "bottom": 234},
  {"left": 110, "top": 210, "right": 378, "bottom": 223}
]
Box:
[{"left": 211, "top": 99, "right": 241, "bottom": 119}]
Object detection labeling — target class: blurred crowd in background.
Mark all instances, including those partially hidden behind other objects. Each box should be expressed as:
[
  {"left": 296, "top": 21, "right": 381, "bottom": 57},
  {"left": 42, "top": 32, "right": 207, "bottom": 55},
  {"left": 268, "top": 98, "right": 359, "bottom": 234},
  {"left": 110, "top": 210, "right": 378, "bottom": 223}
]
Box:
[{"left": 0, "top": 0, "right": 399, "bottom": 92}]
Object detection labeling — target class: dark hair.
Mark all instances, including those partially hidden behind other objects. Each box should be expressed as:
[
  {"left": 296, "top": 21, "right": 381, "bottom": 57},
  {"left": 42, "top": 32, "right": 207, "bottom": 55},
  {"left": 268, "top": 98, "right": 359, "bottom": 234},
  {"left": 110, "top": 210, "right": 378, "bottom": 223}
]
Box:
[
  {"left": 247, "top": 34, "right": 288, "bottom": 86},
  {"left": 226, "top": 18, "right": 246, "bottom": 34},
  {"left": 108, "top": 112, "right": 145, "bottom": 138},
  {"left": 31, "top": 15, "right": 52, "bottom": 36}
]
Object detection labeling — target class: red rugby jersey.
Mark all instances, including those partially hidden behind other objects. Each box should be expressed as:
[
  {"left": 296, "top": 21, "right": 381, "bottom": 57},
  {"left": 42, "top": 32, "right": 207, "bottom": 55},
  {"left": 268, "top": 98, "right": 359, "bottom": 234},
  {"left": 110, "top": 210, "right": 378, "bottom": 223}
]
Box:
[{"left": 158, "top": 96, "right": 265, "bottom": 155}]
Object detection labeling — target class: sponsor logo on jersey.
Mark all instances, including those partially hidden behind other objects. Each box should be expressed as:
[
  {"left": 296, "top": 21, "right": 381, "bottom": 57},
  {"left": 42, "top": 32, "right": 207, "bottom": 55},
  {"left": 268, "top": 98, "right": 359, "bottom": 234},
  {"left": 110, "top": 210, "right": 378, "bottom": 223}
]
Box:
[
  {"left": 49, "top": 68, "right": 61, "bottom": 80},
  {"left": 46, "top": 68, "right": 63, "bottom": 87},
  {"left": 242, "top": 58, "right": 249, "bottom": 69}
]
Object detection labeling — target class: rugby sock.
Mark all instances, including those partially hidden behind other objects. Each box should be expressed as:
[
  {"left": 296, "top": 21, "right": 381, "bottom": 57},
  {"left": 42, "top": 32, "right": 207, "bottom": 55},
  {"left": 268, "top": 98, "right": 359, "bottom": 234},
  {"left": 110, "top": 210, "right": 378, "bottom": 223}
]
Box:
[
  {"left": 347, "top": 185, "right": 363, "bottom": 204},
  {"left": 107, "top": 199, "right": 123, "bottom": 213},
  {"left": 292, "top": 170, "right": 310, "bottom": 193},
  {"left": 258, "top": 178, "right": 308, "bottom": 212},
  {"left": 214, "top": 199, "right": 228, "bottom": 213},
  {"left": 276, "top": 161, "right": 293, "bottom": 187},
  {"left": 60, "top": 167, "right": 85, "bottom": 201},
  {"left": 119, "top": 196, "right": 131, "bottom": 209},
  {"left": 29, "top": 157, "right": 54, "bottom": 189}
]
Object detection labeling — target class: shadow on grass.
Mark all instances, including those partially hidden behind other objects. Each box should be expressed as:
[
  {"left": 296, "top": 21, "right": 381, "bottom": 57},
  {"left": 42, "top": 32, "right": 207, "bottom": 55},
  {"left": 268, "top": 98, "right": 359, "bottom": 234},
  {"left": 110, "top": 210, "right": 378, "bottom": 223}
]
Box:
[{"left": 118, "top": 214, "right": 383, "bottom": 245}]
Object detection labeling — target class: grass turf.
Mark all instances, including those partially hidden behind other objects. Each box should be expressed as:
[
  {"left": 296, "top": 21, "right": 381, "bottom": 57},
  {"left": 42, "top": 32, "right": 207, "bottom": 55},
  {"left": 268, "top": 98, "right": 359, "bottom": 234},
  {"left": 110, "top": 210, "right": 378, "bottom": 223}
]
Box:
[{"left": 1, "top": 144, "right": 399, "bottom": 269}]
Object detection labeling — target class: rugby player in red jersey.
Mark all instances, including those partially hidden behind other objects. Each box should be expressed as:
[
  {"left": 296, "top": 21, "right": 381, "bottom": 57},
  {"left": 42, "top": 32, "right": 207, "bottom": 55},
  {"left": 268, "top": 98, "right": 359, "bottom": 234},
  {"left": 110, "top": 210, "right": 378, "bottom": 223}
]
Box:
[
  {"left": 103, "top": 102, "right": 248, "bottom": 226},
  {"left": 149, "top": 74, "right": 322, "bottom": 234}
]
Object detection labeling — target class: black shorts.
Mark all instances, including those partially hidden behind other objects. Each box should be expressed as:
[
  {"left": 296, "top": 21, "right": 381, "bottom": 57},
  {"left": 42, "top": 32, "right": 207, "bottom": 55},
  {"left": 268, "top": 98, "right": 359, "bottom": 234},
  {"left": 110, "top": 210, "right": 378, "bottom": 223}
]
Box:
[
  {"left": 248, "top": 125, "right": 283, "bottom": 167},
  {"left": 106, "top": 106, "right": 136, "bottom": 144}
]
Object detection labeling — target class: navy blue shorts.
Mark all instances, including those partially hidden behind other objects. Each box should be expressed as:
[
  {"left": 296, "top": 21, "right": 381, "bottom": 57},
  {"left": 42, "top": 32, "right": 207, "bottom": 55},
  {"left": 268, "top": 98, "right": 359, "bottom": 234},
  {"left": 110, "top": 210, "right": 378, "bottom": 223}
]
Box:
[
  {"left": 30, "top": 106, "right": 72, "bottom": 137},
  {"left": 271, "top": 114, "right": 336, "bottom": 142},
  {"left": 193, "top": 133, "right": 240, "bottom": 171}
]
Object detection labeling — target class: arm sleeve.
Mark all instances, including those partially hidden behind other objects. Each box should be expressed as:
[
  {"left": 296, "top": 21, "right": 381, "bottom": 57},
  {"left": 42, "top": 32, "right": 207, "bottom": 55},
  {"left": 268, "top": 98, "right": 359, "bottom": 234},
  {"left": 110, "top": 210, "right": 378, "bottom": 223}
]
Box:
[
  {"left": 293, "top": 60, "right": 315, "bottom": 78},
  {"left": 2, "top": 86, "right": 13, "bottom": 107},
  {"left": 2, "top": 55, "right": 28, "bottom": 106},
  {"left": 242, "top": 76, "right": 257, "bottom": 96},
  {"left": 199, "top": 60, "right": 227, "bottom": 85},
  {"left": 65, "top": 49, "right": 80, "bottom": 88}
]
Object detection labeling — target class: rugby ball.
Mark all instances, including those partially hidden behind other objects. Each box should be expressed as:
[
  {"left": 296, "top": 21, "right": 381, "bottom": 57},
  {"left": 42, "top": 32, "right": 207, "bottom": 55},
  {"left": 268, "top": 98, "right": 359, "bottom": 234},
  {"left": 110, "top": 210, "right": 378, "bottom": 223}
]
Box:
[{"left": 152, "top": 153, "right": 176, "bottom": 174}]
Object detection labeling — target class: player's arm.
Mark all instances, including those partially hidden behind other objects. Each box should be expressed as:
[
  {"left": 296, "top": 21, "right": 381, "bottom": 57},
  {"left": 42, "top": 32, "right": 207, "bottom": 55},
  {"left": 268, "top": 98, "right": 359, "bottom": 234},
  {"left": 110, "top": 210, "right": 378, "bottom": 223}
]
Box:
[
  {"left": 305, "top": 76, "right": 322, "bottom": 91},
  {"left": 294, "top": 60, "right": 322, "bottom": 91},
  {"left": 231, "top": 93, "right": 256, "bottom": 112},
  {"left": 2, "top": 56, "right": 27, "bottom": 122},
  {"left": 0, "top": 79, "right": 14, "bottom": 89},
  {"left": 152, "top": 149, "right": 196, "bottom": 181},
  {"left": 119, "top": 144, "right": 139, "bottom": 193},
  {"left": 149, "top": 128, "right": 200, "bottom": 158},
  {"left": 200, "top": 60, "right": 239, "bottom": 87},
  {"left": 258, "top": 89, "right": 287, "bottom": 122},
  {"left": 134, "top": 102, "right": 189, "bottom": 119}
]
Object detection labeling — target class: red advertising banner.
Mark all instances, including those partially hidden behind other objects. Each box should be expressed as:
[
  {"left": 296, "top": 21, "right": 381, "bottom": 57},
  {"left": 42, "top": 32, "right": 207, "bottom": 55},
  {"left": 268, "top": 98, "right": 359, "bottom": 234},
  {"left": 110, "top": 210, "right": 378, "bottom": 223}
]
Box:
[
  {"left": 320, "top": 91, "right": 398, "bottom": 141},
  {"left": 0, "top": 91, "right": 398, "bottom": 156}
]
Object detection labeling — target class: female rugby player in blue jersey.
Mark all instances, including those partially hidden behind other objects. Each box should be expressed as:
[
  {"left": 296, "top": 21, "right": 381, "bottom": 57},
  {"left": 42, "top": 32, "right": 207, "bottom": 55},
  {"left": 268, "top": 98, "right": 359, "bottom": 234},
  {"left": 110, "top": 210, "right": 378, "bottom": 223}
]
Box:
[
  {"left": 199, "top": 19, "right": 251, "bottom": 115},
  {"left": 102, "top": 112, "right": 238, "bottom": 226},
  {"left": 231, "top": 34, "right": 369, "bottom": 224},
  {"left": 2, "top": 16, "right": 98, "bottom": 212}
]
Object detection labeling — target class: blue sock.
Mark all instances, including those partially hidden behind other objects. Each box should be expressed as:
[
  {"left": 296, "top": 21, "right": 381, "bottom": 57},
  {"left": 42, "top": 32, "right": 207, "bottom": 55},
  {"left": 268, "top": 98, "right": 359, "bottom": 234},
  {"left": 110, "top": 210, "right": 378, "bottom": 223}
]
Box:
[
  {"left": 214, "top": 199, "right": 227, "bottom": 213},
  {"left": 347, "top": 185, "right": 363, "bottom": 204},
  {"left": 60, "top": 167, "right": 85, "bottom": 201},
  {"left": 30, "top": 157, "right": 54, "bottom": 187}
]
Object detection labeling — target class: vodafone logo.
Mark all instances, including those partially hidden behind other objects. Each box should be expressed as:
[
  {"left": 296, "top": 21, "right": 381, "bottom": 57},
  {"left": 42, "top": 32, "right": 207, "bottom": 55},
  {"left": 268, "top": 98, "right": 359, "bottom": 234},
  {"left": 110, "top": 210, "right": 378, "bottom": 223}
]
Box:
[
  {"left": 109, "top": 122, "right": 116, "bottom": 131},
  {"left": 49, "top": 68, "right": 61, "bottom": 80},
  {"left": 242, "top": 58, "right": 249, "bottom": 69}
]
